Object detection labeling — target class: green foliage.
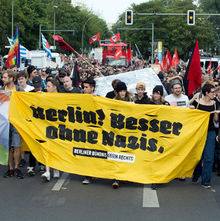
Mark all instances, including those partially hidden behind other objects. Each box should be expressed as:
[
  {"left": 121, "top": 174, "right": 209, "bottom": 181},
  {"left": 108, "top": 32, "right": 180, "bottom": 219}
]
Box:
[
  {"left": 0, "top": 0, "right": 110, "bottom": 55},
  {"left": 112, "top": 0, "right": 216, "bottom": 59}
]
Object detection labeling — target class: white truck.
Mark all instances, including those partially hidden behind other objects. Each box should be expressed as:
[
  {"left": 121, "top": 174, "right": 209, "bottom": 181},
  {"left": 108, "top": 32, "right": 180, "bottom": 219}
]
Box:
[{"left": 3, "top": 50, "right": 63, "bottom": 70}]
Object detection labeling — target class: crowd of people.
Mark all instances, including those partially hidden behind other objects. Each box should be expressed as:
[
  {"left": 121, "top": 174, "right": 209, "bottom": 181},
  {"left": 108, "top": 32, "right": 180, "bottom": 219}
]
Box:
[{"left": 0, "top": 53, "right": 220, "bottom": 190}]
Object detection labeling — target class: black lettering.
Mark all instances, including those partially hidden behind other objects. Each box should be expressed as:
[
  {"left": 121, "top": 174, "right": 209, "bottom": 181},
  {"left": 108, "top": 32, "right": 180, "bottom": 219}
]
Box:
[
  {"left": 87, "top": 131, "right": 98, "bottom": 144},
  {"left": 67, "top": 106, "right": 75, "bottom": 123},
  {"left": 160, "top": 120, "right": 172, "bottom": 134},
  {"left": 147, "top": 138, "right": 158, "bottom": 152},
  {"left": 127, "top": 136, "right": 139, "bottom": 149},
  {"left": 172, "top": 122, "right": 183, "bottom": 136},
  {"left": 96, "top": 109, "right": 106, "bottom": 126},
  {"left": 138, "top": 118, "right": 148, "bottom": 131},
  {"left": 58, "top": 110, "right": 68, "bottom": 122},
  {"left": 149, "top": 119, "right": 159, "bottom": 133},
  {"left": 126, "top": 117, "right": 137, "bottom": 130},
  {"left": 83, "top": 111, "right": 97, "bottom": 124},
  {"left": 30, "top": 106, "right": 45, "bottom": 120},
  {"left": 58, "top": 124, "right": 72, "bottom": 141},
  {"left": 73, "top": 129, "right": 86, "bottom": 143},
  {"left": 115, "top": 135, "right": 126, "bottom": 148},
  {"left": 110, "top": 113, "right": 125, "bottom": 129},
  {"left": 140, "top": 133, "right": 147, "bottom": 151},
  {"left": 76, "top": 107, "right": 83, "bottom": 123},
  {"left": 46, "top": 126, "right": 58, "bottom": 139},
  {"left": 158, "top": 146, "right": 164, "bottom": 153},
  {"left": 102, "top": 130, "right": 114, "bottom": 146},
  {"left": 46, "top": 108, "right": 57, "bottom": 121}
]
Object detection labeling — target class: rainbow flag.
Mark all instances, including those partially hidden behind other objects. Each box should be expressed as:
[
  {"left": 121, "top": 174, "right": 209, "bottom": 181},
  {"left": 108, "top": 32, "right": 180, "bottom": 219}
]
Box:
[
  {"left": 6, "top": 25, "right": 20, "bottom": 69},
  {"left": 0, "top": 90, "right": 10, "bottom": 165}
]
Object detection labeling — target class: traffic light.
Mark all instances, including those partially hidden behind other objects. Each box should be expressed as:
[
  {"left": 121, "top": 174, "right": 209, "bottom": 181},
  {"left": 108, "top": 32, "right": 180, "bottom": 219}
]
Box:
[
  {"left": 125, "top": 10, "right": 133, "bottom": 25},
  {"left": 187, "top": 10, "right": 195, "bottom": 25}
]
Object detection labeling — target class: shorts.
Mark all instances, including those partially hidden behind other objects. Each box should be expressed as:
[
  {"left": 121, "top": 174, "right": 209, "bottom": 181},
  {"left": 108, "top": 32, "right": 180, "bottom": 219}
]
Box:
[{"left": 9, "top": 124, "right": 21, "bottom": 148}]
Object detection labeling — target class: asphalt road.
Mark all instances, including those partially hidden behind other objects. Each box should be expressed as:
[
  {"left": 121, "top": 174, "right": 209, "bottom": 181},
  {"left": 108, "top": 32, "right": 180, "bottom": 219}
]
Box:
[{"left": 0, "top": 164, "right": 220, "bottom": 221}]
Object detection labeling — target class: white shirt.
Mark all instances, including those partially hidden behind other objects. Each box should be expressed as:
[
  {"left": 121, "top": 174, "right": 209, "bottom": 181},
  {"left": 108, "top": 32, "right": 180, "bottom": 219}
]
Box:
[{"left": 165, "top": 93, "right": 189, "bottom": 108}]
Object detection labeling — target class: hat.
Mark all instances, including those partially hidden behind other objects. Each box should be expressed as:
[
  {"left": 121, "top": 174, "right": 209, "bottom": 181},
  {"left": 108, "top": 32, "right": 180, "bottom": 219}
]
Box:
[
  {"left": 136, "top": 82, "right": 146, "bottom": 90},
  {"left": 27, "top": 65, "right": 36, "bottom": 75},
  {"left": 170, "top": 79, "right": 182, "bottom": 88},
  {"left": 32, "top": 76, "right": 42, "bottom": 87},
  {"left": 153, "top": 85, "right": 163, "bottom": 96},
  {"left": 116, "top": 82, "right": 127, "bottom": 93}
]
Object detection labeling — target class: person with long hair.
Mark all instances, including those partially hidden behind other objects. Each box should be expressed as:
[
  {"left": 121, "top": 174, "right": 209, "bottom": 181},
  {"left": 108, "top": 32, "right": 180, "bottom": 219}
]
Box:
[
  {"left": 149, "top": 85, "right": 169, "bottom": 189},
  {"left": 192, "top": 84, "right": 220, "bottom": 188},
  {"left": 112, "top": 81, "right": 132, "bottom": 188},
  {"left": 150, "top": 85, "right": 169, "bottom": 105},
  {"left": 114, "top": 81, "right": 133, "bottom": 102}
]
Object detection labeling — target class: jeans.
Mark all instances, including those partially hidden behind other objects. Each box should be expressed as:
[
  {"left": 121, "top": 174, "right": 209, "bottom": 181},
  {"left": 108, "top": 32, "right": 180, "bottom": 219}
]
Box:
[{"left": 192, "top": 130, "right": 216, "bottom": 185}]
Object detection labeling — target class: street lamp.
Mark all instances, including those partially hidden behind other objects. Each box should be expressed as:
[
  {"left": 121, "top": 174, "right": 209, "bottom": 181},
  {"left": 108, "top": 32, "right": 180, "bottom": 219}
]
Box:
[
  {"left": 53, "top": 5, "right": 58, "bottom": 48},
  {"left": 11, "top": 0, "right": 14, "bottom": 38},
  {"left": 81, "top": 16, "right": 96, "bottom": 54}
]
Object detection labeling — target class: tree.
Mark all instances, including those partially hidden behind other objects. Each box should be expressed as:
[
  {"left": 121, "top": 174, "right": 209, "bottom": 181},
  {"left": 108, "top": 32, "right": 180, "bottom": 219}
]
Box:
[{"left": 0, "top": 0, "right": 110, "bottom": 56}]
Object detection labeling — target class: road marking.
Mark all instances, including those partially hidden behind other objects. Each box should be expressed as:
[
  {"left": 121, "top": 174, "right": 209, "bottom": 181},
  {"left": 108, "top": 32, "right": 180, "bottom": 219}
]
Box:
[
  {"left": 143, "top": 185, "right": 160, "bottom": 208},
  {"left": 52, "top": 172, "right": 69, "bottom": 191}
]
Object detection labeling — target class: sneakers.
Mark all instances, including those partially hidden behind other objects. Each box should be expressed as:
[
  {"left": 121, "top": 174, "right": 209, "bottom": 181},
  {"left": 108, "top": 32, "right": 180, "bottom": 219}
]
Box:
[
  {"left": 39, "top": 165, "right": 45, "bottom": 172},
  {"left": 41, "top": 172, "right": 50, "bottom": 182},
  {"left": 82, "top": 177, "right": 91, "bottom": 184},
  {"left": 201, "top": 184, "right": 211, "bottom": 189},
  {"left": 112, "top": 180, "right": 119, "bottom": 189},
  {"left": 19, "top": 158, "right": 26, "bottom": 167},
  {"left": 53, "top": 169, "right": 60, "bottom": 178},
  {"left": 151, "top": 183, "right": 157, "bottom": 190},
  {"left": 3, "top": 169, "right": 14, "bottom": 178},
  {"left": 27, "top": 167, "right": 35, "bottom": 176},
  {"left": 14, "top": 168, "right": 24, "bottom": 179}
]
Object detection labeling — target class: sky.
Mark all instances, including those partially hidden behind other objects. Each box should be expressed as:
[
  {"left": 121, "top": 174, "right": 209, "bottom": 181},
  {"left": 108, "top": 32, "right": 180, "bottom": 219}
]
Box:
[{"left": 80, "top": 0, "right": 148, "bottom": 24}]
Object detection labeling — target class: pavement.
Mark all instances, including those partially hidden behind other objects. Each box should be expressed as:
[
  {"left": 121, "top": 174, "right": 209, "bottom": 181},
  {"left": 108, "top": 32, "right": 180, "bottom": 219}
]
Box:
[{"left": 0, "top": 163, "right": 220, "bottom": 221}]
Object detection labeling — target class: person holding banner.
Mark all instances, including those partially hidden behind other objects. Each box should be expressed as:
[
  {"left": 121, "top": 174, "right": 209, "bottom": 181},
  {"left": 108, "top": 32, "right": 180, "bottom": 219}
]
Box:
[
  {"left": 192, "top": 83, "right": 220, "bottom": 188},
  {"left": 41, "top": 78, "right": 60, "bottom": 182},
  {"left": 81, "top": 77, "right": 96, "bottom": 185},
  {"left": 1, "top": 70, "right": 24, "bottom": 179},
  {"left": 113, "top": 81, "right": 133, "bottom": 188}
]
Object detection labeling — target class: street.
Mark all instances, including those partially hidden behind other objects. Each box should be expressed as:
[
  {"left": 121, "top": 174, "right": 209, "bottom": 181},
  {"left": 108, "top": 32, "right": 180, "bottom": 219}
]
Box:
[{"left": 0, "top": 164, "right": 220, "bottom": 221}]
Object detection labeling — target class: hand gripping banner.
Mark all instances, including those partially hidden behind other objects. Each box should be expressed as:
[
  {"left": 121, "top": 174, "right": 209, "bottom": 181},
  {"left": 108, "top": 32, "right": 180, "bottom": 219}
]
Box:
[{"left": 9, "top": 91, "right": 210, "bottom": 183}]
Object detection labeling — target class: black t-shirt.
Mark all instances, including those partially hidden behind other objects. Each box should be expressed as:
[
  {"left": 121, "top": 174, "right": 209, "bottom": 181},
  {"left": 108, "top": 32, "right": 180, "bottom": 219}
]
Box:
[
  {"left": 192, "top": 100, "right": 215, "bottom": 131},
  {"left": 106, "top": 90, "right": 116, "bottom": 99}
]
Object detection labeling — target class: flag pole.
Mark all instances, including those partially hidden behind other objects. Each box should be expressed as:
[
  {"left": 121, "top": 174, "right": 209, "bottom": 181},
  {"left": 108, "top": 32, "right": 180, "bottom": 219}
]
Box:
[{"left": 53, "top": 35, "right": 101, "bottom": 74}]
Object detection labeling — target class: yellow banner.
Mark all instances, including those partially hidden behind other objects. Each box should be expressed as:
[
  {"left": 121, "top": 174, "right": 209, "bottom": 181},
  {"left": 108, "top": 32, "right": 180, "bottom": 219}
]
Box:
[{"left": 9, "top": 91, "right": 210, "bottom": 183}]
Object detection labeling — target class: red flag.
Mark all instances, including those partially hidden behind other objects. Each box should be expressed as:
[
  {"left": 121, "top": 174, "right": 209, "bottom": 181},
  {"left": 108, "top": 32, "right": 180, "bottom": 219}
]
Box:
[
  {"left": 110, "top": 33, "right": 120, "bottom": 43},
  {"left": 114, "top": 47, "right": 122, "bottom": 59},
  {"left": 183, "top": 40, "right": 201, "bottom": 96},
  {"left": 155, "top": 60, "right": 160, "bottom": 65},
  {"left": 127, "top": 44, "right": 132, "bottom": 64},
  {"left": 89, "top": 32, "right": 100, "bottom": 44},
  {"left": 160, "top": 55, "right": 166, "bottom": 71},
  {"left": 53, "top": 35, "right": 75, "bottom": 52},
  {"left": 165, "top": 50, "right": 172, "bottom": 71},
  {"left": 207, "top": 58, "right": 212, "bottom": 74},
  {"left": 171, "top": 49, "right": 179, "bottom": 68}
]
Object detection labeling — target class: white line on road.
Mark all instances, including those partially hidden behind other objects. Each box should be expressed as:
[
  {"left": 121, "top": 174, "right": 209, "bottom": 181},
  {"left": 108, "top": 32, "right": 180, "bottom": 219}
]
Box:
[
  {"left": 52, "top": 172, "right": 69, "bottom": 191},
  {"left": 143, "top": 185, "right": 160, "bottom": 208}
]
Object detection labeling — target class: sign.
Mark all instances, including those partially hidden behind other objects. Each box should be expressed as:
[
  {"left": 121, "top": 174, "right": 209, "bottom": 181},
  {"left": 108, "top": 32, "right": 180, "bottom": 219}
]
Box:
[{"left": 9, "top": 91, "right": 210, "bottom": 183}]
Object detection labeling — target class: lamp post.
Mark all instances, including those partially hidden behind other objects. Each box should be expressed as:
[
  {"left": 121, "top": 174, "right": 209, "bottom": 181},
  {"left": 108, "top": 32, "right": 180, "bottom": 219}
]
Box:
[
  {"left": 11, "top": 0, "right": 14, "bottom": 38},
  {"left": 81, "top": 16, "right": 95, "bottom": 54},
  {"left": 53, "top": 5, "right": 58, "bottom": 48}
]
